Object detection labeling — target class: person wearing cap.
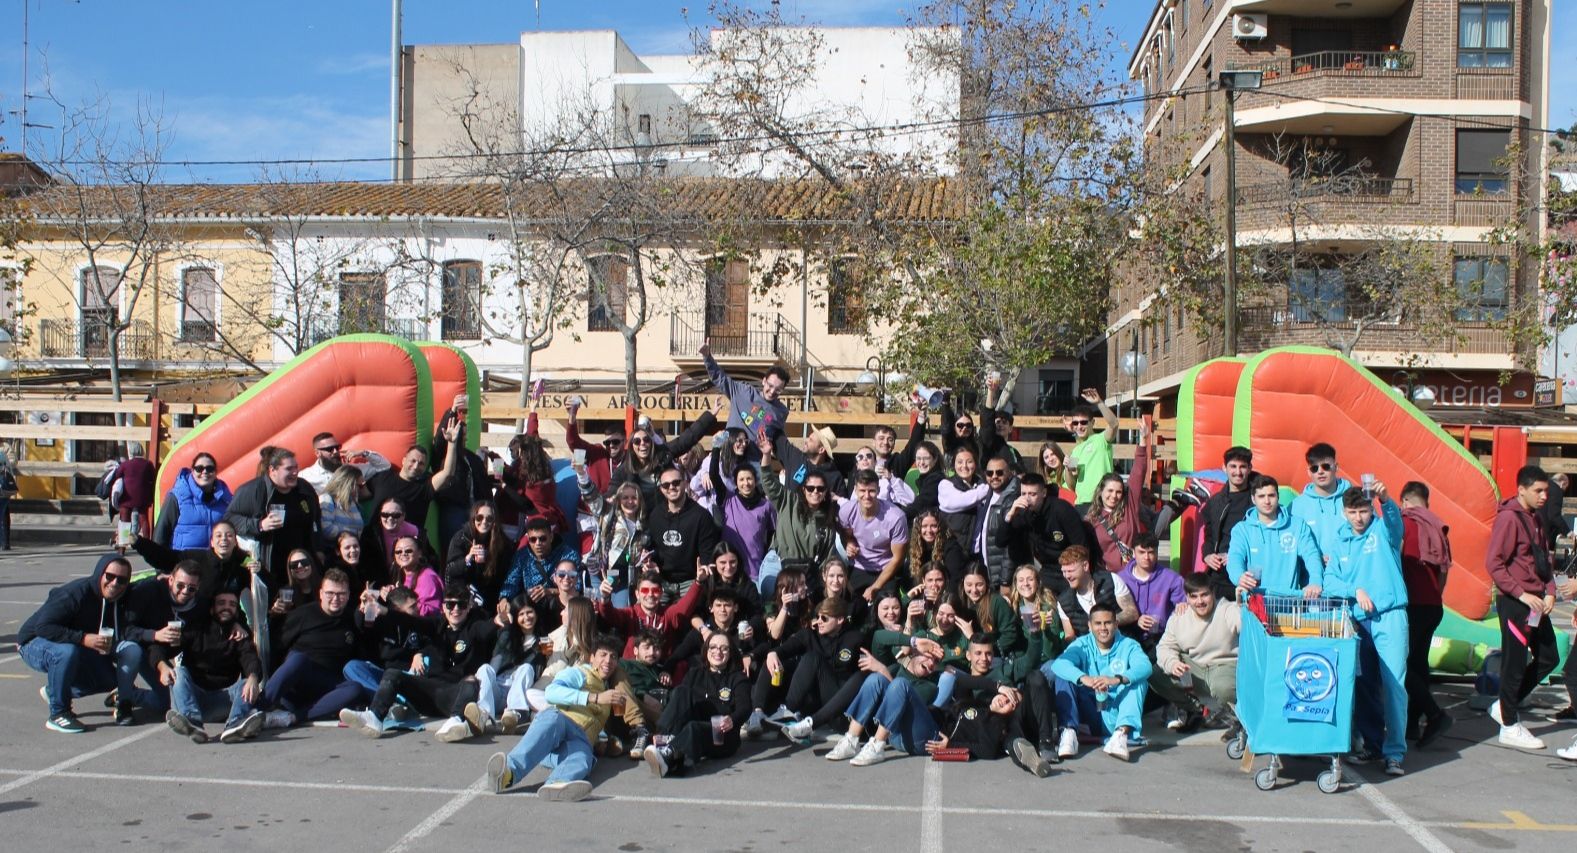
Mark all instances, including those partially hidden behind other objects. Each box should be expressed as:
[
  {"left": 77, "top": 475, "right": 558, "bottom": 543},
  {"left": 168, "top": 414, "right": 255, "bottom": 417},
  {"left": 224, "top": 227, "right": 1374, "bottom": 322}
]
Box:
[
  {"left": 771, "top": 426, "right": 845, "bottom": 498},
  {"left": 299, "top": 431, "right": 391, "bottom": 495},
  {"left": 431, "top": 395, "right": 493, "bottom": 548},
  {"left": 700, "top": 338, "right": 791, "bottom": 462}
]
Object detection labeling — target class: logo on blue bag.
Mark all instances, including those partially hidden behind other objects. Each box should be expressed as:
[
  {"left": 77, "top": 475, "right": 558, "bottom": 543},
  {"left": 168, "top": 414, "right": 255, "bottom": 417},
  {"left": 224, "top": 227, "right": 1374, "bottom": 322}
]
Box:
[{"left": 1284, "top": 646, "right": 1339, "bottom": 723}]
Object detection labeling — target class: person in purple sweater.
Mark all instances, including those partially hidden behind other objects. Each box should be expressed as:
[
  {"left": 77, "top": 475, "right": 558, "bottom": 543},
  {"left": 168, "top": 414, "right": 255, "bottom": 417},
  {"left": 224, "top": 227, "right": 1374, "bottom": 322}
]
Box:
[
  {"left": 718, "top": 464, "right": 776, "bottom": 580},
  {"left": 1115, "top": 533, "right": 1191, "bottom": 729}
]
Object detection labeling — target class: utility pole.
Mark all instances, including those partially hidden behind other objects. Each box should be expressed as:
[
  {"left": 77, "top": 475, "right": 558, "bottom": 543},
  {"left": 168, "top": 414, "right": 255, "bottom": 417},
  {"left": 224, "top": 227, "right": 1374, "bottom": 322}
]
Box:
[{"left": 391, "top": 0, "right": 402, "bottom": 182}]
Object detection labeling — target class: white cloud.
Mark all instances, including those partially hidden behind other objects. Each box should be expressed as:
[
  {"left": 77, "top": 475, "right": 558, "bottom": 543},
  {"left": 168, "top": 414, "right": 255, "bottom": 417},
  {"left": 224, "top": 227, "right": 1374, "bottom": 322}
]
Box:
[{"left": 154, "top": 94, "right": 389, "bottom": 183}]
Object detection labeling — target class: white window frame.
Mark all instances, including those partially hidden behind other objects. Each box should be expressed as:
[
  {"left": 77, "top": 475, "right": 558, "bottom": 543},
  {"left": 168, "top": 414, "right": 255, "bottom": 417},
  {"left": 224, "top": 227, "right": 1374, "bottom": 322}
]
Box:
[{"left": 174, "top": 260, "right": 224, "bottom": 342}]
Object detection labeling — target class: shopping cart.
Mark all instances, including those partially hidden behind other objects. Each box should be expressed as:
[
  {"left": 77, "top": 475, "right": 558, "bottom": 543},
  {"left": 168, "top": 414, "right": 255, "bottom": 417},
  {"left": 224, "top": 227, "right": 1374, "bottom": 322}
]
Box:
[{"left": 1227, "top": 593, "right": 1357, "bottom": 793}]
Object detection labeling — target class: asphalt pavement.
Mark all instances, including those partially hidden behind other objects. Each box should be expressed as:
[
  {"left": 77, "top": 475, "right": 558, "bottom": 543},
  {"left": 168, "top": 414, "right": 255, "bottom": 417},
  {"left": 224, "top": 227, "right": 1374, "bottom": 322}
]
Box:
[{"left": 2, "top": 546, "right": 1576, "bottom": 852}]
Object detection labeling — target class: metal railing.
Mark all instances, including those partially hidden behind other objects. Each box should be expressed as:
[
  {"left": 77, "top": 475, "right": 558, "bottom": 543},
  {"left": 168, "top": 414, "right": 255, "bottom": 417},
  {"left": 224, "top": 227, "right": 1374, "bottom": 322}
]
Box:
[
  {"left": 1236, "top": 176, "right": 1415, "bottom": 206},
  {"left": 306, "top": 317, "right": 428, "bottom": 347},
  {"left": 1229, "top": 50, "right": 1417, "bottom": 79},
  {"left": 38, "top": 318, "right": 155, "bottom": 360},
  {"left": 670, "top": 311, "right": 803, "bottom": 363}
]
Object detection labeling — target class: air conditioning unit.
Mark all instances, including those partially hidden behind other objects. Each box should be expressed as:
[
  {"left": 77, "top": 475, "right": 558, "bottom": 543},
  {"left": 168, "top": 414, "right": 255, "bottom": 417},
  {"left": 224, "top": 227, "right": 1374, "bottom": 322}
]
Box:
[{"left": 1233, "top": 13, "right": 1269, "bottom": 40}]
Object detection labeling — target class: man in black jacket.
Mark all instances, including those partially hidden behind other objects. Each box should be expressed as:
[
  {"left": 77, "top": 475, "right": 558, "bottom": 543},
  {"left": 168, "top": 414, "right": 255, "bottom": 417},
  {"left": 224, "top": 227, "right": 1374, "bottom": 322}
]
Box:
[
  {"left": 122, "top": 561, "right": 207, "bottom": 712},
  {"left": 18, "top": 554, "right": 156, "bottom": 732},
  {"left": 1197, "top": 447, "right": 1254, "bottom": 599},
  {"left": 258, "top": 567, "right": 363, "bottom": 727},
  {"left": 342, "top": 583, "right": 498, "bottom": 742},
  {"left": 999, "top": 473, "right": 1089, "bottom": 594},
  {"left": 132, "top": 520, "right": 251, "bottom": 601},
  {"left": 223, "top": 448, "right": 321, "bottom": 587},
  {"left": 154, "top": 589, "right": 265, "bottom": 744},
  {"left": 646, "top": 466, "right": 720, "bottom": 602}
]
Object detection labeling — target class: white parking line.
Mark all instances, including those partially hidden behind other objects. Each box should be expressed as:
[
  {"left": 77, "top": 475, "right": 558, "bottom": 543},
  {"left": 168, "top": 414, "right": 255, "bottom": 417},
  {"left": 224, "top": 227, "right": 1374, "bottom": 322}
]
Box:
[
  {"left": 920, "top": 759, "right": 944, "bottom": 853},
  {"left": 0, "top": 727, "right": 160, "bottom": 796},
  {"left": 1350, "top": 767, "right": 1458, "bottom": 853},
  {"left": 385, "top": 774, "right": 488, "bottom": 853}
]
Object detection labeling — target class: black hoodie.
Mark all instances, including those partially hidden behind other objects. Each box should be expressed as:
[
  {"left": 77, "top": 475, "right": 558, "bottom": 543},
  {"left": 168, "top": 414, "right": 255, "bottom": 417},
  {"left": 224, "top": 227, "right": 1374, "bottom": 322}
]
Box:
[
  {"left": 278, "top": 596, "right": 361, "bottom": 670},
  {"left": 19, "top": 554, "right": 129, "bottom": 647},
  {"left": 149, "top": 609, "right": 262, "bottom": 691}
]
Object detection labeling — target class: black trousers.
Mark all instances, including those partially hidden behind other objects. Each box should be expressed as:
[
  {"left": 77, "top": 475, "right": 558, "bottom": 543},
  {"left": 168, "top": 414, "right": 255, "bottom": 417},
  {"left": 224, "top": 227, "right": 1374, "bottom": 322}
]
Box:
[
  {"left": 1405, "top": 604, "right": 1444, "bottom": 723},
  {"left": 657, "top": 683, "right": 740, "bottom": 766},
  {"left": 1496, "top": 593, "right": 1559, "bottom": 726},
  {"left": 370, "top": 669, "right": 477, "bottom": 719},
  {"left": 1006, "top": 669, "right": 1060, "bottom": 748}
]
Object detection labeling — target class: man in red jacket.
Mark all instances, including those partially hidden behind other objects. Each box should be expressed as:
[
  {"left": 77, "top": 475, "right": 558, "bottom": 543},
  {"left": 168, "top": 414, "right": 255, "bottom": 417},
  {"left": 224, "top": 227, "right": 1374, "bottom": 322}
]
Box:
[
  {"left": 1399, "top": 482, "right": 1451, "bottom": 747},
  {"left": 596, "top": 568, "right": 708, "bottom": 658},
  {"left": 1486, "top": 465, "right": 1557, "bottom": 751}
]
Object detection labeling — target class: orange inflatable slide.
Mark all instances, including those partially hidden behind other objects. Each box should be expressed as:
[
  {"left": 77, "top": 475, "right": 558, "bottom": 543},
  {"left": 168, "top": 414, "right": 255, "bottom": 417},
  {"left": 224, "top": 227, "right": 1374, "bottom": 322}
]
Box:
[{"left": 1231, "top": 346, "right": 1500, "bottom": 620}]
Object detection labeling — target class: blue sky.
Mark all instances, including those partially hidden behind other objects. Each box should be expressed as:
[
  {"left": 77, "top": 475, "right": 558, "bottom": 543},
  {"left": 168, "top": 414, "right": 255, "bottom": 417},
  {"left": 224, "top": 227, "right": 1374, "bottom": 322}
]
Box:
[{"left": 0, "top": 0, "right": 1571, "bottom": 183}]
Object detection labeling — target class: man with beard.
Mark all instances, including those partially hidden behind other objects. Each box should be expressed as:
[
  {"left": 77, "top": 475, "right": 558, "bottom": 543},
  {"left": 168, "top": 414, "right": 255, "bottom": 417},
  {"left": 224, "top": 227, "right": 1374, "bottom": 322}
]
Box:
[{"left": 154, "top": 589, "right": 265, "bottom": 744}]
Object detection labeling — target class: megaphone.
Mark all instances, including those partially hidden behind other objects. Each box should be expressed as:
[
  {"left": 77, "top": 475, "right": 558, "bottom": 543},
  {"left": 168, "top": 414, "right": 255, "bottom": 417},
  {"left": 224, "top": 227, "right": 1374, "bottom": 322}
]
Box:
[{"left": 912, "top": 384, "right": 947, "bottom": 408}]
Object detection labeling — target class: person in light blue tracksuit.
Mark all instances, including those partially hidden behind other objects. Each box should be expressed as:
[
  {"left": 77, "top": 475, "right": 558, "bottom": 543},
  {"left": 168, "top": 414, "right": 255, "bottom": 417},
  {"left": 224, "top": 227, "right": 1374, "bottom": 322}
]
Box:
[
  {"left": 1227, "top": 474, "right": 1325, "bottom": 598},
  {"left": 1290, "top": 442, "right": 1355, "bottom": 558},
  {"left": 1323, "top": 483, "right": 1409, "bottom": 775},
  {"left": 1048, "top": 603, "right": 1152, "bottom": 761}
]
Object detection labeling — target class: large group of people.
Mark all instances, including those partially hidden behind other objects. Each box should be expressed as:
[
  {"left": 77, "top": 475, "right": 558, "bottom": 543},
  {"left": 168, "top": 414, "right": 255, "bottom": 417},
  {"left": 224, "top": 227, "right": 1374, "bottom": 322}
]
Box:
[{"left": 16, "top": 344, "right": 1576, "bottom": 803}]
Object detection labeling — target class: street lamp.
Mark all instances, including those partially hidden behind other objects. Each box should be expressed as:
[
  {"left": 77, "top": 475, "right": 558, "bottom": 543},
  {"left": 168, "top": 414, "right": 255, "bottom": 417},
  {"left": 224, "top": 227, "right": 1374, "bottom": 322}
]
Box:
[
  {"left": 1120, "top": 329, "right": 1148, "bottom": 442},
  {"left": 1219, "top": 69, "right": 1263, "bottom": 357},
  {"left": 857, "top": 355, "right": 886, "bottom": 413}
]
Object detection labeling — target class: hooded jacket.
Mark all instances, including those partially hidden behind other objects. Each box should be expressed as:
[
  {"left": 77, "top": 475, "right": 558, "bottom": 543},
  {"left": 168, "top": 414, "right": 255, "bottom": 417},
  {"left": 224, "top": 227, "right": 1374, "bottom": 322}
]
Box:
[
  {"left": 1226, "top": 506, "right": 1325, "bottom": 595},
  {"left": 1487, "top": 495, "right": 1555, "bottom": 599},
  {"left": 1290, "top": 479, "right": 1352, "bottom": 557},
  {"left": 1401, "top": 505, "right": 1451, "bottom": 607},
  {"left": 149, "top": 608, "right": 262, "bottom": 691},
  {"left": 155, "top": 468, "right": 235, "bottom": 550},
  {"left": 1200, "top": 484, "right": 1255, "bottom": 560},
  {"left": 1322, "top": 499, "right": 1407, "bottom": 618},
  {"left": 1050, "top": 631, "right": 1153, "bottom": 694},
  {"left": 19, "top": 554, "right": 130, "bottom": 647}
]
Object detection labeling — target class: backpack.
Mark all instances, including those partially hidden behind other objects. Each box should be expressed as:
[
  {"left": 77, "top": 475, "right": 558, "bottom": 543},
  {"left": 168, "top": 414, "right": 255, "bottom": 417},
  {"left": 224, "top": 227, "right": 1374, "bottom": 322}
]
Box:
[{"left": 95, "top": 462, "right": 120, "bottom": 500}]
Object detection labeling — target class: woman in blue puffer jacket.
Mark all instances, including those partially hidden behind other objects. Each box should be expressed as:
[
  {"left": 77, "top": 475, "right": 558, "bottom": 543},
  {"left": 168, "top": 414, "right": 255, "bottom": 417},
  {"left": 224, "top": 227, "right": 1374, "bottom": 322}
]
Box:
[{"left": 153, "top": 451, "right": 234, "bottom": 550}]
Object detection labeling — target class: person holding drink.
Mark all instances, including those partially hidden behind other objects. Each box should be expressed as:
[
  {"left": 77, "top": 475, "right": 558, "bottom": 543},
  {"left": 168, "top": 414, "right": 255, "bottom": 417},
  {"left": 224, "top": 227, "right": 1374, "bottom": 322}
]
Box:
[
  {"left": 643, "top": 631, "right": 753, "bottom": 777},
  {"left": 224, "top": 448, "right": 322, "bottom": 587}
]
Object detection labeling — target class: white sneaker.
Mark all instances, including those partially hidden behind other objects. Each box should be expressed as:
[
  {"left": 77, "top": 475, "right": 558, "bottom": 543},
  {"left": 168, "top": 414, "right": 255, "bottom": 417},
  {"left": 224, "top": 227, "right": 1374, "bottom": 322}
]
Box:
[
  {"left": 826, "top": 734, "right": 862, "bottom": 761},
  {"left": 434, "top": 716, "right": 472, "bottom": 743},
  {"left": 264, "top": 710, "right": 296, "bottom": 729},
  {"left": 1103, "top": 729, "right": 1131, "bottom": 762},
  {"left": 743, "top": 709, "right": 765, "bottom": 739},
  {"left": 538, "top": 779, "right": 593, "bottom": 802},
  {"left": 782, "top": 717, "right": 814, "bottom": 744},
  {"left": 1489, "top": 700, "right": 1503, "bottom": 726},
  {"left": 1499, "top": 723, "right": 1546, "bottom": 750},
  {"left": 340, "top": 708, "right": 384, "bottom": 738},
  {"left": 1057, "top": 727, "right": 1079, "bottom": 758},
  {"left": 849, "top": 738, "right": 891, "bottom": 766},
  {"left": 1557, "top": 736, "right": 1577, "bottom": 761}
]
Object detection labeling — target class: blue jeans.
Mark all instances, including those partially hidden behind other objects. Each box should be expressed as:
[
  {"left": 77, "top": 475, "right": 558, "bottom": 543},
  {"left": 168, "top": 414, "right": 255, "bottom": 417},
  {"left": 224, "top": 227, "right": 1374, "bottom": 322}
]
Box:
[
  {"left": 262, "top": 650, "right": 363, "bottom": 721},
  {"left": 504, "top": 708, "right": 595, "bottom": 784},
  {"left": 844, "top": 673, "right": 938, "bottom": 755},
  {"left": 757, "top": 551, "right": 783, "bottom": 599},
  {"left": 172, "top": 668, "right": 255, "bottom": 729},
  {"left": 342, "top": 659, "right": 386, "bottom": 695},
  {"left": 20, "top": 637, "right": 157, "bottom": 717}
]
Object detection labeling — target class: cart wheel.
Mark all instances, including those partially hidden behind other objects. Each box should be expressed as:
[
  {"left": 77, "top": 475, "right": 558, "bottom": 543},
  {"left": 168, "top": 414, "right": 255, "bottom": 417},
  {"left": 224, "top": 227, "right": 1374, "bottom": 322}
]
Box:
[
  {"left": 1254, "top": 766, "right": 1278, "bottom": 791},
  {"left": 1226, "top": 734, "right": 1246, "bottom": 761},
  {"left": 1316, "top": 769, "right": 1342, "bottom": 794}
]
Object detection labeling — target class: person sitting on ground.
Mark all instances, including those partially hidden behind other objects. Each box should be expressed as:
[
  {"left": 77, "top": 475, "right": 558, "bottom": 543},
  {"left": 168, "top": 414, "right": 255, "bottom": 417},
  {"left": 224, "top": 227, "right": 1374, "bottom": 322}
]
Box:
[
  {"left": 343, "top": 585, "right": 429, "bottom": 705},
  {"left": 342, "top": 581, "right": 498, "bottom": 743},
  {"left": 815, "top": 558, "right": 870, "bottom": 632},
  {"left": 475, "top": 595, "right": 547, "bottom": 736},
  {"left": 758, "top": 597, "right": 867, "bottom": 742},
  {"left": 1228, "top": 474, "right": 1325, "bottom": 599},
  {"left": 486, "top": 634, "right": 625, "bottom": 802},
  {"left": 1115, "top": 532, "right": 1185, "bottom": 654},
  {"left": 839, "top": 470, "right": 911, "bottom": 600},
  {"left": 669, "top": 586, "right": 761, "bottom": 678},
  {"left": 258, "top": 567, "right": 364, "bottom": 727},
  {"left": 643, "top": 631, "right": 753, "bottom": 777},
  {"left": 1054, "top": 546, "right": 1137, "bottom": 638},
  {"left": 267, "top": 550, "right": 322, "bottom": 643},
  {"left": 1154, "top": 572, "right": 1242, "bottom": 734},
  {"left": 299, "top": 431, "right": 390, "bottom": 495},
  {"left": 133, "top": 520, "right": 251, "bottom": 602},
  {"left": 155, "top": 589, "right": 266, "bottom": 744},
  {"left": 1398, "top": 481, "right": 1454, "bottom": 747},
  {"left": 998, "top": 472, "right": 1088, "bottom": 594},
  {"left": 224, "top": 448, "right": 322, "bottom": 588},
  {"left": 1325, "top": 483, "right": 1410, "bottom": 777},
  {"left": 620, "top": 629, "right": 668, "bottom": 758},
  {"left": 1196, "top": 446, "right": 1255, "bottom": 598},
  {"left": 153, "top": 451, "right": 234, "bottom": 550},
  {"left": 19, "top": 554, "right": 154, "bottom": 732},
  {"left": 1007, "top": 565, "right": 1068, "bottom": 665},
  {"left": 123, "top": 560, "right": 208, "bottom": 712},
  {"left": 925, "top": 632, "right": 1059, "bottom": 777},
  {"left": 956, "top": 562, "right": 1024, "bottom": 663},
  {"left": 698, "top": 542, "right": 764, "bottom": 622},
  {"left": 1047, "top": 602, "right": 1152, "bottom": 762},
  {"left": 826, "top": 645, "right": 947, "bottom": 767}
]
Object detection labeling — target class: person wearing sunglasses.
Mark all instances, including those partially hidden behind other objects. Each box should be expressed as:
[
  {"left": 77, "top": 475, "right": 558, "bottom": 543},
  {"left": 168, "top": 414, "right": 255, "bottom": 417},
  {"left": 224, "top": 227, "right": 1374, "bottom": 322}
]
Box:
[
  {"left": 645, "top": 464, "right": 721, "bottom": 604},
  {"left": 343, "top": 579, "right": 500, "bottom": 744},
  {"left": 596, "top": 567, "right": 712, "bottom": 660},
  {"left": 1063, "top": 389, "right": 1119, "bottom": 506},
  {"left": 756, "top": 435, "right": 841, "bottom": 599},
  {"left": 269, "top": 550, "right": 322, "bottom": 620},
  {"left": 122, "top": 561, "right": 208, "bottom": 712},
  {"left": 298, "top": 430, "right": 389, "bottom": 495},
  {"left": 154, "top": 588, "right": 266, "bottom": 745},
  {"left": 609, "top": 405, "right": 720, "bottom": 507},
  {"left": 643, "top": 630, "right": 753, "bottom": 778},
  {"left": 431, "top": 397, "right": 495, "bottom": 550},
  {"left": 153, "top": 451, "right": 234, "bottom": 551},
  {"left": 19, "top": 554, "right": 155, "bottom": 733},
  {"left": 979, "top": 372, "right": 1025, "bottom": 474},
  {"left": 1290, "top": 441, "right": 1356, "bottom": 558},
  {"left": 498, "top": 517, "right": 579, "bottom": 615},
  {"left": 445, "top": 500, "right": 516, "bottom": 606},
  {"left": 390, "top": 536, "right": 445, "bottom": 617},
  {"left": 359, "top": 498, "right": 421, "bottom": 581}
]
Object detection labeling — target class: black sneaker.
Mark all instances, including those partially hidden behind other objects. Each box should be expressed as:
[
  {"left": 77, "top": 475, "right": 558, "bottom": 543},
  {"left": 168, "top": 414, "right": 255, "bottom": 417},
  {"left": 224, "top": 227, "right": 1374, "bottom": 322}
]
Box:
[
  {"left": 628, "top": 727, "right": 651, "bottom": 760},
  {"left": 1176, "top": 711, "right": 1204, "bottom": 734},
  {"left": 114, "top": 703, "right": 136, "bottom": 727},
  {"left": 102, "top": 689, "right": 119, "bottom": 709},
  {"left": 1553, "top": 706, "right": 1577, "bottom": 721},
  {"left": 1350, "top": 747, "right": 1383, "bottom": 764},
  {"left": 46, "top": 712, "right": 86, "bottom": 734},
  {"left": 1038, "top": 746, "right": 1061, "bottom": 765},
  {"left": 1171, "top": 488, "right": 1203, "bottom": 510},
  {"left": 1416, "top": 712, "right": 1454, "bottom": 749}
]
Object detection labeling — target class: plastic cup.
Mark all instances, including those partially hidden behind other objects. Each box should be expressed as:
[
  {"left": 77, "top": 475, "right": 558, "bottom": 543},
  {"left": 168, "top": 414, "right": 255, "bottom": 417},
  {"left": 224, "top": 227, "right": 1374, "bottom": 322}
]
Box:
[
  {"left": 737, "top": 621, "right": 750, "bottom": 639},
  {"left": 268, "top": 504, "right": 287, "bottom": 525},
  {"left": 98, "top": 626, "right": 114, "bottom": 640},
  {"left": 1020, "top": 605, "right": 1038, "bottom": 634},
  {"left": 116, "top": 520, "right": 135, "bottom": 547},
  {"left": 610, "top": 693, "right": 626, "bottom": 715},
  {"left": 280, "top": 588, "right": 295, "bottom": 605},
  {"left": 1528, "top": 608, "right": 1542, "bottom": 628},
  {"left": 168, "top": 618, "right": 183, "bottom": 633},
  {"left": 711, "top": 715, "right": 727, "bottom": 745},
  {"left": 539, "top": 639, "right": 555, "bottom": 658},
  {"left": 573, "top": 448, "right": 587, "bottom": 466}
]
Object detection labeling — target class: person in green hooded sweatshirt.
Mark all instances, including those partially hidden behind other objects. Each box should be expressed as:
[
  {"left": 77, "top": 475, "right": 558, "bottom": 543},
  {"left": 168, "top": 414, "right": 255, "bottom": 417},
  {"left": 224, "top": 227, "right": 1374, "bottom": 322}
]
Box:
[
  {"left": 1324, "top": 483, "right": 1409, "bottom": 778},
  {"left": 1228, "top": 474, "right": 1326, "bottom": 598}
]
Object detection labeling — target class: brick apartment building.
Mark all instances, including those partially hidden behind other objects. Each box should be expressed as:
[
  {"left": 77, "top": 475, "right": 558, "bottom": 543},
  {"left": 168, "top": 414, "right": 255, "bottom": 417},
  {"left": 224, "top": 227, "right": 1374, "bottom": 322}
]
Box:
[{"left": 1109, "top": 0, "right": 1554, "bottom": 412}]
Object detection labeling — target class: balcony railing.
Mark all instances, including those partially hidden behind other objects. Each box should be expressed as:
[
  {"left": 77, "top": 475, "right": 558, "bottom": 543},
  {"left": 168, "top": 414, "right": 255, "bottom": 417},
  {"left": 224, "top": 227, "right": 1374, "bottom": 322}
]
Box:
[
  {"left": 670, "top": 312, "right": 803, "bottom": 364},
  {"left": 39, "top": 319, "right": 156, "bottom": 360},
  {"left": 1230, "top": 50, "right": 1417, "bottom": 80},
  {"left": 306, "top": 317, "right": 429, "bottom": 347},
  {"left": 1237, "top": 176, "right": 1415, "bottom": 206}
]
